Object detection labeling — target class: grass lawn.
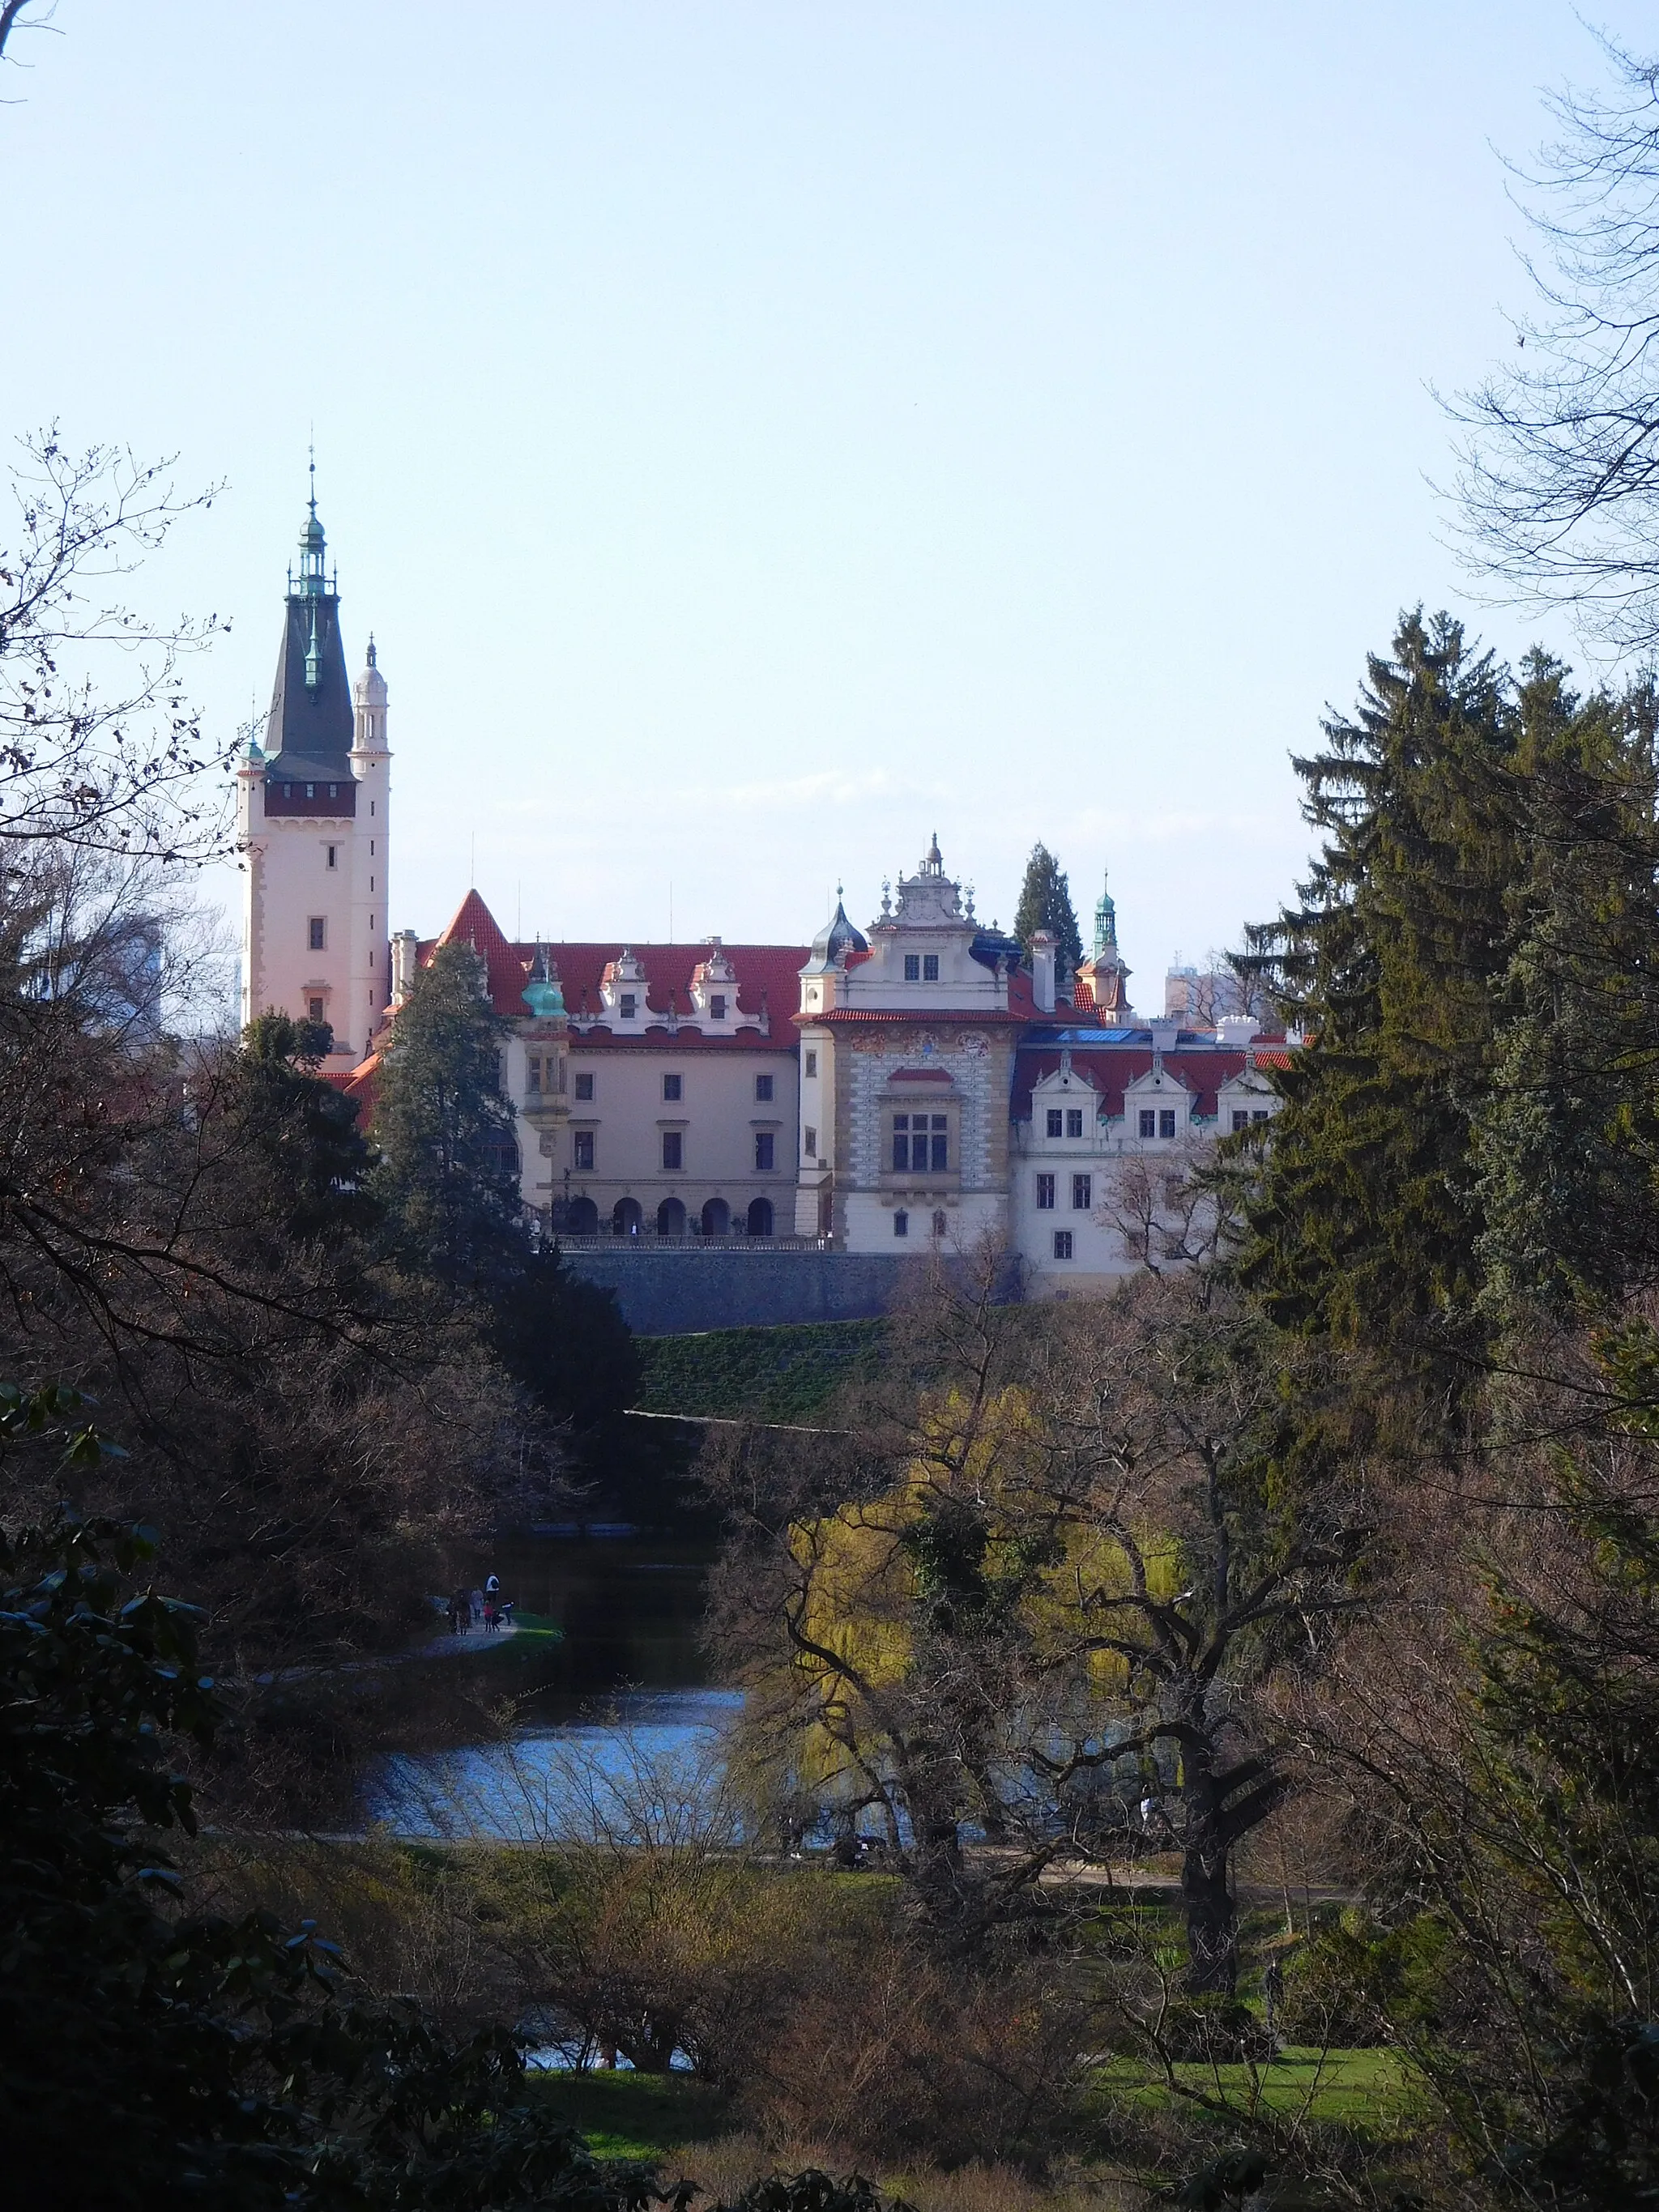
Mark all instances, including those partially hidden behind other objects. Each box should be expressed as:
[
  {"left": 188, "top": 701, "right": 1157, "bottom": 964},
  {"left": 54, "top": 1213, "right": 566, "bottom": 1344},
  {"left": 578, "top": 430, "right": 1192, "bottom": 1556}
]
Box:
[
  {"left": 633, "top": 1317, "right": 889, "bottom": 1421},
  {"left": 524, "top": 2069, "right": 731, "bottom": 2160},
  {"left": 1097, "top": 2044, "right": 1414, "bottom": 2133}
]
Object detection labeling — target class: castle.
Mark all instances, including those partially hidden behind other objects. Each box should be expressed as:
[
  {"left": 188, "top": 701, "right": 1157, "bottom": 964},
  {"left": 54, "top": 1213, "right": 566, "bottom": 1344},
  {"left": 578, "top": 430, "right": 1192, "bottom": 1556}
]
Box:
[{"left": 239, "top": 496, "right": 1284, "bottom": 1300}]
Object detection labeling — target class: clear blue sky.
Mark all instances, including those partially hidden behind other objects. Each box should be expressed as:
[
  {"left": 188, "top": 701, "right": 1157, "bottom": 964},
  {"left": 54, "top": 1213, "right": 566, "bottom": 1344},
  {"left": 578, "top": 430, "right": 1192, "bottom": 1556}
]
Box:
[{"left": 4, "top": 3, "right": 1649, "bottom": 991}]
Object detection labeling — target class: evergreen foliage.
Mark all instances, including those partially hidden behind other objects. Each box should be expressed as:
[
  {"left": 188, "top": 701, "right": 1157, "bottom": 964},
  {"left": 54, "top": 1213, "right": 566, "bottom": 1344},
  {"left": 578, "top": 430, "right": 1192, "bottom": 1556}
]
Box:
[
  {"left": 231, "top": 1012, "right": 379, "bottom": 1247},
  {"left": 1235, "top": 611, "right": 1519, "bottom": 1391},
  {"left": 369, "top": 938, "right": 523, "bottom": 1289},
  {"left": 1012, "top": 843, "right": 1083, "bottom": 973}
]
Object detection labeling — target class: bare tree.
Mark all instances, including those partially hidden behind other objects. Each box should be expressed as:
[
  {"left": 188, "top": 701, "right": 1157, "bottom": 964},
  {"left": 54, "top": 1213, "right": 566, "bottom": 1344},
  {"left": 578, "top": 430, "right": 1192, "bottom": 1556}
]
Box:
[
  {"left": 1451, "top": 38, "right": 1659, "bottom": 654},
  {"left": 1098, "top": 1132, "right": 1239, "bottom": 1275},
  {"left": 0, "top": 432, "right": 232, "bottom": 861}
]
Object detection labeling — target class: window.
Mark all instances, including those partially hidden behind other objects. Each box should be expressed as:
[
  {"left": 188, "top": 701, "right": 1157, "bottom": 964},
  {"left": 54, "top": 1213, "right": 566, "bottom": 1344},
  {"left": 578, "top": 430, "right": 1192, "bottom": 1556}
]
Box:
[
  {"left": 1139, "top": 1109, "right": 1156, "bottom": 1139},
  {"left": 663, "top": 1072, "right": 682, "bottom": 1101},
  {"left": 756, "top": 1073, "right": 774, "bottom": 1101},
  {"left": 574, "top": 1131, "right": 595, "bottom": 1171},
  {"left": 893, "top": 1209, "right": 908, "bottom": 1237},
  {"left": 932, "top": 1210, "right": 947, "bottom": 1238},
  {"left": 804, "top": 1050, "right": 817, "bottom": 1078},
  {"left": 326, "top": 844, "right": 337, "bottom": 869},
  {"left": 308, "top": 917, "right": 326, "bottom": 950},
  {"left": 891, "top": 1112, "right": 948, "bottom": 1173},
  {"left": 307, "top": 997, "right": 324, "bottom": 1025},
  {"left": 574, "top": 1072, "right": 594, "bottom": 1102},
  {"left": 662, "top": 1131, "right": 683, "bottom": 1171},
  {"left": 904, "top": 954, "right": 920, "bottom": 981},
  {"left": 327, "top": 784, "right": 337, "bottom": 799},
  {"left": 804, "top": 1126, "right": 817, "bottom": 1157},
  {"left": 923, "top": 953, "right": 939, "bottom": 982},
  {"left": 754, "top": 1132, "right": 775, "bottom": 1172},
  {"left": 1036, "top": 1173, "right": 1056, "bottom": 1210},
  {"left": 1252, "top": 1109, "right": 1270, "bottom": 1124},
  {"left": 710, "top": 993, "right": 726, "bottom": 1020},
  {"left": 1066, "top": 1108, "right": 1084, "bottom": 1139},
  {"left": 1232, "top": 1110, "right": 1249, "bottom": 1132},
  {"left": 1047, "top": 1108, "right": 1064, "bottom": 1138},
  {"left": 305, "top": 783, "right": 314, "bottom": 799},
  {"left": 1053, "top": 1230, "right": 1074, "bottom": 1260},
  {"left": 1159, "top": 1109, "right": 1177, "bottom": 1140},
  {"left": 619, "top": 992, "right": 636, "bottom": 1020},
  {"left": 1072, "top": 1174, "right": 1092, "bottom": 1210},
  {"left": 527, "top": 1055, "right": 543, "bottom": 1094}
]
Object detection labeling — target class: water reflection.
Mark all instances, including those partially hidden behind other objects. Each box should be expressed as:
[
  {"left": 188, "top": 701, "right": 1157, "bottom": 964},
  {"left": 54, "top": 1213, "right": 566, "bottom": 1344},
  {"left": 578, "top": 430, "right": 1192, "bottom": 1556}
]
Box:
[{"left": 373, "top": 1686, "right": 745, "bottom": 1842}]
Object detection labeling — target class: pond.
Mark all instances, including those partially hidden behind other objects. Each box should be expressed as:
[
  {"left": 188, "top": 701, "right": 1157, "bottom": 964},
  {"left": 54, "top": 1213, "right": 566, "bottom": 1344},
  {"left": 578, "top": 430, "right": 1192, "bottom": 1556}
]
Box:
[{"left": 372, "top": 1529, "right": 741, "bottom": 1842}]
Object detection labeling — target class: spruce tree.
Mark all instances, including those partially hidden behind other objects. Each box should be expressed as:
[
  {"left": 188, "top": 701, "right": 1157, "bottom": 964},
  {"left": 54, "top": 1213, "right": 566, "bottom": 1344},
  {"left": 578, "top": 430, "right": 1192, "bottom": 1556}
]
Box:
[
  {"left": 369, "top": 938, "right": 522, "bottom": 1289},
  {"left": 1235, "top": 610, "right": 1519, "bottom": 1391},
  {"left": 1012, "top": 843, "right": 1083, "bottom": 972}
]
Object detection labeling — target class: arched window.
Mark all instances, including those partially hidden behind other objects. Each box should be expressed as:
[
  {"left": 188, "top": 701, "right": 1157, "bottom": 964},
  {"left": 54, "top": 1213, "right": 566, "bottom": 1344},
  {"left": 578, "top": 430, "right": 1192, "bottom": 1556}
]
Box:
[
  {"left": 746, "top": 1196, "right": 774, "bottom": 1237},
  {"left": 612, "top": 1197, "right": 643, "bottom": 1238},
  {"left": 657, "top": 1196, "right": 687, "bottom": 1238},
  {"left": 701, "top": 1197, "right": 731, "bottom": 1237}
]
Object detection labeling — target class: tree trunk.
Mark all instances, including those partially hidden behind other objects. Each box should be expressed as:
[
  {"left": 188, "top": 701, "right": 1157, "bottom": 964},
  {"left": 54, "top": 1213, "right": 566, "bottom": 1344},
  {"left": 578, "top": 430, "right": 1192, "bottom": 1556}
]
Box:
[{"left": 1179, "top": 1768, "right": 1238, "bottom": 1995}]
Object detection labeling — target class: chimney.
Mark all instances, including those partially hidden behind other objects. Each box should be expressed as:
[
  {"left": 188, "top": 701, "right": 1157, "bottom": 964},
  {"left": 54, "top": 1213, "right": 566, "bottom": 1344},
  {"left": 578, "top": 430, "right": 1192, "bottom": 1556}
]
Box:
[
  {"left": 390, "top": 929, "right": 420, "bottom": 1005},
  {"left": 1031, "top": 929, "right": 1057, "bottom": 1015},
  {"left": 1217, "top": 1014, "right": 1260, "bottom": 1048}
]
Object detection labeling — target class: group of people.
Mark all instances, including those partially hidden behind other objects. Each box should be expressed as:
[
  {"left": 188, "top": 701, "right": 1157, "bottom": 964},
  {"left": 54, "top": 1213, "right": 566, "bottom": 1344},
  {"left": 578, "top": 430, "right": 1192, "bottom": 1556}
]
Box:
[{"left": 446, "top": 1573, "right": 514, "bottom": 1636}]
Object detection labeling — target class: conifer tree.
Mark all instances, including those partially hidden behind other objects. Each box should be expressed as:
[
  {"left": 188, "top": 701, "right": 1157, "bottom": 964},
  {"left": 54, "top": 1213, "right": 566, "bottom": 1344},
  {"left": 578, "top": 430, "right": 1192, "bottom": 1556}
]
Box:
[
  {"left": 1012, "top": 843, "right": 1083, "bottom": 971},
  {"left": 369, "top": 939, "right": 523, "bottom": 1289},
  {"left": 1235, "top": 610, "right": 1519, "bottom": 1392}
]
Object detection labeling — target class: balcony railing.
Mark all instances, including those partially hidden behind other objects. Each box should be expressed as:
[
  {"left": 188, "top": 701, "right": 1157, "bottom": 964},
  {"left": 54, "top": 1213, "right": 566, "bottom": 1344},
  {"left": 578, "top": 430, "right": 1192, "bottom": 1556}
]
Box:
[{"left": 550, "top": 1228, "right": 835, "bottom": 1253}]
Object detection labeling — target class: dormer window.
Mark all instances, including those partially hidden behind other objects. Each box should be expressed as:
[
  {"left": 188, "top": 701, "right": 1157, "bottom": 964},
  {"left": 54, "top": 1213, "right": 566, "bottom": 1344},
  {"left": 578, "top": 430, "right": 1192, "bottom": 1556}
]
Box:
[
  {"left": 710, "top": 994, "right": 726, "bottom": 1020},
  {"left": 1047, "top": 1109, "right": 1063, "bottom": 1138},
  {"left": 904, "top": 956, "right": 919, "bottom": 982},
  {"left": 620, "top": 993, "right": 637, "bottom": 1020},
  {"left": 924, "top": 954, "right": 939, "bottom": 982}
]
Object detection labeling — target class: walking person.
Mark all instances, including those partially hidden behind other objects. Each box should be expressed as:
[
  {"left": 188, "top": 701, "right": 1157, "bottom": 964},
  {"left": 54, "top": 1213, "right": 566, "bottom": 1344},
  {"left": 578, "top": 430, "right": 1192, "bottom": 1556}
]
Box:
[{"left": 469, "top": 1587, "right": 484, "bottom": 1631}]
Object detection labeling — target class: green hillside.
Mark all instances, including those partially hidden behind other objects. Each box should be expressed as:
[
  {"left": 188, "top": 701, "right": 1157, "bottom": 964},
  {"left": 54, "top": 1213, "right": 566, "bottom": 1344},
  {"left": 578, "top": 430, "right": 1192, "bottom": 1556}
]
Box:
[{"left": 632, "top": 1316, "right": 889, "bottom": 1421}]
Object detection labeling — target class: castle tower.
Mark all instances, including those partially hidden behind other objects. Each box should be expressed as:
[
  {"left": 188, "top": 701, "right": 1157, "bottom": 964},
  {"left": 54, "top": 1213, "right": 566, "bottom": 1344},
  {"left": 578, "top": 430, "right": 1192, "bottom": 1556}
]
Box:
[{"left": 237, "top": 471, "right": 390, "bottom": 1067}]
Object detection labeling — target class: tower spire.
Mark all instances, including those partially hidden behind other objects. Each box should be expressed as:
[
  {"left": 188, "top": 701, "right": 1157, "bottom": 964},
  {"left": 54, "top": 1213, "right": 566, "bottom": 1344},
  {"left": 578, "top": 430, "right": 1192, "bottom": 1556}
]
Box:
[{"left": 1094, "top": 867, "right": 1118, "bottom": 957}]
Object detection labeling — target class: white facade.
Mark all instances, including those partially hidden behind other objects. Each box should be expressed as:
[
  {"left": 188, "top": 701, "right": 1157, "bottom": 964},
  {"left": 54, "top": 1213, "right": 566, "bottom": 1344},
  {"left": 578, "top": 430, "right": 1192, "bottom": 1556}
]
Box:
[{"left": 238, "top": 501, "right": 391, "bottom": 1072}]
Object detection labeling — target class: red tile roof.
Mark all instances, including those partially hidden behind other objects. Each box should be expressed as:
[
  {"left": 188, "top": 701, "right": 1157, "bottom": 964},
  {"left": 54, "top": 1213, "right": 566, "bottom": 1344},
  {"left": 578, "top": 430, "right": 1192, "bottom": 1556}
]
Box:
[
  {"left": 424, "top": 891, "right": 807, "bottom": 1054},
  {"left": 1011, "top": 1045, "right": 1271, "bottom": 1123}
]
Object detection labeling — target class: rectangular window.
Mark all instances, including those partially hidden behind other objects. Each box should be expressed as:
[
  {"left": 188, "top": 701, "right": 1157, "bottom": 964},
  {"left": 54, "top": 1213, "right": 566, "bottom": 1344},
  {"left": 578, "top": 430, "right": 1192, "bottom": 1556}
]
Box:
[
  {"left": 527, "top": 1055, "right": 543, "bottom": 1094},
  {"left": 893, "top": 1209, "right": 908, "bottom": 1238},
  {"left": 931, "top": 1131, "right": 949, "bottom": 1171},
  {"left": 1232, "top": 1110, "right": 1249, "bottom": 1132},
  {"left": 1066, "top": 1108, "right": 1084, "bottom": 1139},
  {"left": 307, "top": 997, "right": 324, "bottom": 1025},
  {"left": 710, "top": 994, "right": 726, "bottom": 1019},
  {"left": 662, "top": 1131, "right": 683, "bottom": 1171},
  {"left": 574, "top": 1072, "right": 594, "bottom": 1102},
  {"left": 327, "top": 784, "right": 337, "bottom": 799},
  {"left": 1047, "top": 1108, "right": 1063, "bottom": 1138},
  {"left": 1138, "top": 1109, "right": 1156, "bottom": 1139},
  {"left": 893, "top": 1113, "right": 909, "bottom": 1171},
  {"left": 804, "top": 1126, "right": 817, "bottom": 1157},
  {"left": 308, "top": 917, "right": 326, "bottom": 950},
  {"left": 305, "top": 782, "right": 314, "bottom": 799},
  {"left": 1159, "top": 1109, "right": 1177, "bottom": 1140},
  {"left": 755, "top": 1073, "right": 774, "bottom": 1102},
  {"left": 903, "top": 954, "right": 920, "bottom": 982},
  {"left": 619, "top": 992, "right": 636, "bottom": 1020},
  {"left": 663, "top": 1072, "right": 682, "bottom": 1101},
  {"left": 326, "top": 844, "right": 337, "bottom": 869},
  {"left": 804, "top": 1050, "right": 817, "bottom": 1077},
  {"left": 755, "top": 1132, "right": 775, "bottom": 1172},
  {"left": 1252, "top": 1109, "right": 1270, "bottom": 1124},
  {"left": 923, "top": 953, "right": 939, "bottom": 982},
  {"left": 1053, "top": 1230, "right": 1074, "bottom": 1260},
  {"left": 574, "top": 1130, "right": 595, "bottom": 1170},
  {"left": 1036, "top": 1173, "right": 1056, "bottom": 1210},
  {"left": 1072, "top": 1173, "right": 1092, "bottom": 1211}
]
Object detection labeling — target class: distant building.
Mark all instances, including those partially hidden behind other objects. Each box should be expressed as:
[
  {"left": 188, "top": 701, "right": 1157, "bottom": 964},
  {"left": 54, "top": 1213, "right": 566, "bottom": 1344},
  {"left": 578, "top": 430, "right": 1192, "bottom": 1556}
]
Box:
[{"left": 238, "top": 497, "right": 1286, "bottom": 1298}]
